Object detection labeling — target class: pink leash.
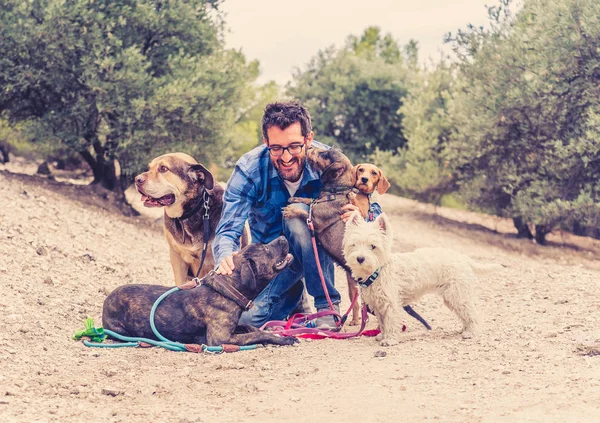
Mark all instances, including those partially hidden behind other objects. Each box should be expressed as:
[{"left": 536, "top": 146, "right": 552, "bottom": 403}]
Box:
[{"left": 258, "top": 215, "right": 398, "bottom": 340}]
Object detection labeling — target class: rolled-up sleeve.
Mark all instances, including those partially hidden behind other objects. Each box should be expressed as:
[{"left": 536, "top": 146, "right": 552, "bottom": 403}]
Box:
[{"left": 212, "top": 165, "right": 256, "bottom": 267}]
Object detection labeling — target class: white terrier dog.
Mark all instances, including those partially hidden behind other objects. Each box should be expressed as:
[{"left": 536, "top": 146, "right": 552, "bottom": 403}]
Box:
[{"left": 343, "top": 212, "right": 501, "bottom": 346}]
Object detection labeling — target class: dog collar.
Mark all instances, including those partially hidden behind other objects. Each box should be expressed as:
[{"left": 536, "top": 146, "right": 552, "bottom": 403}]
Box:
[
  {"left": 321, "top": 185, "right": 354, "bottom": 194},
  {"left": 358, "top": 267, "right": 381, "bottom": 288},
  {"left": 192, "top": 272, "right": 254, "bottom": 311},
  {"left": 178, "top": 190, "right": 210, "bottom": 221}
]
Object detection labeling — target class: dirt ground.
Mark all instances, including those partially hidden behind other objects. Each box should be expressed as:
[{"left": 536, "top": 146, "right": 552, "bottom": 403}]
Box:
[{"left": 1, "top": 162, "right": 599, "bottom": 423}]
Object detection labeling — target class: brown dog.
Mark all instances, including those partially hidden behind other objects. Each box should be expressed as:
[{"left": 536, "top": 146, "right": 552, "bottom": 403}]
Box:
[
  {"left": 135, "top": 153, "right": 234, "bottom": 286},
  {"left": 282, "top": 148, "right": 354, "bottom": 269},
  {"left": 102, "top": 236, "right": 298, "bottom": 347},
  {"left": 344, "top": 163, "right": 391, "bottom": 324},
  {"left": 353, "top": 163, "right": 390, "bottom": 218},
  {"left": 282, "top": 148, "right": 360, "bottom": 322}
]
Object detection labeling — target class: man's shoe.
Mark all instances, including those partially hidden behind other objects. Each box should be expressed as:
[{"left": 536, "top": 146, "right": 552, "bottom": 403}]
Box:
[{"left": 315, "top": 303, "right": 340, "bottom": 329}]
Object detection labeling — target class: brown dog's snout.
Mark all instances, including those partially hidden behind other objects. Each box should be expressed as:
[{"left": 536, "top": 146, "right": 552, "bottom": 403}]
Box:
[
  {"left": 272, "top": 235, "right": 289, "bottom": 252},
  {"left": 135, "top": 174, "right": 145, "bottom": 186},
  {"left": 361, "top": 177, "right": 369, "bottom": 184}
]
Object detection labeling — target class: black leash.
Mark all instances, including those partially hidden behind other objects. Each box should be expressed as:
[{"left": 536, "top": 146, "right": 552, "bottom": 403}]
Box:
[
  {"left": 174, "top": 190, "right": 211, "bottom": 278},
  {"left": 195, "top": 191, "right": 211, "bottom": 278}
]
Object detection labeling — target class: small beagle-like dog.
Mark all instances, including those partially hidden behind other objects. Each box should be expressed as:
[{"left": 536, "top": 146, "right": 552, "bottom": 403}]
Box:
[
  {"left": 352, "top": 163, "right": 390, "bottom": 219},
  {"left": 346, "top": 163, "right": 390, "bottom": 325}
]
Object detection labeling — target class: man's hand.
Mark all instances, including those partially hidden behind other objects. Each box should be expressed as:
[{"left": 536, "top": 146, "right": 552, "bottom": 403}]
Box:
[
  {"left": 215, "top": 252, "right": 239, "bottom": 275},
  {"left": 341, "top": 204, "right": 361, "bottom": 223}
]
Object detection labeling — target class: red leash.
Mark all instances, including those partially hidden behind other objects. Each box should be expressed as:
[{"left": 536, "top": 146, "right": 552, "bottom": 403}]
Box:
[
  {"left": 261, "top": 305, "right": 382, "bottom": 339},
  {"left": 258, "top": 212, "right": 379, "bottom": 340}
]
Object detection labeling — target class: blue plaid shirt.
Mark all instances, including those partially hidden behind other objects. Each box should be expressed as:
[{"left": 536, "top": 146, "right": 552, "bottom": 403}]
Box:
[
  {"left": 213, "top": 141, "right": 328, "bottom": 266},
  {"left": 212, "top": 141, "right": 383, "bottom": 267}
]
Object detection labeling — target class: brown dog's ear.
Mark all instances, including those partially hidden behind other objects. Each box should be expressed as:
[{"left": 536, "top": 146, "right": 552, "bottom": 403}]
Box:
[
  {"left": 351, "top": 165, "right": 358, "bottom": 187},
  {"left": 377, "top": 171, "right": 390, "bottom": 195},
  {"left": 189, "top": 164, "right": 214, "bottom": 190},
  {"left": 240, "top": 260, "right": 257, "bottom": 293}
]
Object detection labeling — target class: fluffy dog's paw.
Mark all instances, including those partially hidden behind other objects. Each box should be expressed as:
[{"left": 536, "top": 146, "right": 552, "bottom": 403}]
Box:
[
  {"left": 375, "top": 333, "right": 385, "bottom": 342},
  {"left": 379, "top": 338, "right": 399, "bottom": 347}
]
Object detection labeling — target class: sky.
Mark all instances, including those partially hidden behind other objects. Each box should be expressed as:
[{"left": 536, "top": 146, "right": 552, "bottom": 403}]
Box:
[{"left": 220, "top": 0, "right": 496, "bottom": 85}]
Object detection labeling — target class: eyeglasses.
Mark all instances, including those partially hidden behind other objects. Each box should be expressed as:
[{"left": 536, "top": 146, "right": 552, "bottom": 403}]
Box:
[{"left": 267, "top": 143, "right": 305, "bottom": 157}]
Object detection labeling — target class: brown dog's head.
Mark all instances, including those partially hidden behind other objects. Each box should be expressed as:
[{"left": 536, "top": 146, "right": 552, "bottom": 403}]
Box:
[
  {"left": 134, "top": 153, "right": 214, "bottom": 218},
  {"left": 306, "top": 147, "right": 354, "bottom": 188},
  {"left": 353, "top": 163, "right": 390, "bottom": 195},
  {"left": 231, "top": 236, "right": 293, "bottom": 297}
]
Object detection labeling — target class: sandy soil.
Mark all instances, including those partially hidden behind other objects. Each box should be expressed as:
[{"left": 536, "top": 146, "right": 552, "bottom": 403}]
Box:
[{"left": 0, "top": 165, "right": 599, "bottom": 423}]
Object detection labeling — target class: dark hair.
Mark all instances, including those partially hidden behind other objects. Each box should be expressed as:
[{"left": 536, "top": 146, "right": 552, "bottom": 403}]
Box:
[{"left": 261, "top": 101, "right": 312, "bottom": 142}]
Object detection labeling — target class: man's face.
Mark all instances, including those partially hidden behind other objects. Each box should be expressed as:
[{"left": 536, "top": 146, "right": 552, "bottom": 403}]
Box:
[{"left": 264, "top": 122, "right": 313, "bottom": 182}]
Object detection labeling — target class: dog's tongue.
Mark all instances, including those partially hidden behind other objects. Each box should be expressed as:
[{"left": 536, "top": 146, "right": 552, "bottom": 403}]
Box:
[{"left": 141, "top": 194, "right": 162, "bottom": 208}]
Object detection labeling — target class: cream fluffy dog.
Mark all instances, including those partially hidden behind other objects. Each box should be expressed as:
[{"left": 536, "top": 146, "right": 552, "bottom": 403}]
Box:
[{"left": 343, "top": 212, "right": 501, "bottom": 346}]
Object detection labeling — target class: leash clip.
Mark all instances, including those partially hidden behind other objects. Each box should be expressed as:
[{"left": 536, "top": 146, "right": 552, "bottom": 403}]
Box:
[{"left": 202, "top": 191, "right": 210, "bottom": 219}]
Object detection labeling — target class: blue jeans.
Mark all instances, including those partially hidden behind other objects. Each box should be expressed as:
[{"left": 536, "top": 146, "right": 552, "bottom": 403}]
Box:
[{"left": 239, "top": 203, "right": 340, "bottom": 327}]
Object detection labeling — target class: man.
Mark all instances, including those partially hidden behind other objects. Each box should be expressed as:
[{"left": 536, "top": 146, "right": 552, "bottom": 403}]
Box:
[{"left": 213, "top": 101, "right": 359, "bottom": 328}]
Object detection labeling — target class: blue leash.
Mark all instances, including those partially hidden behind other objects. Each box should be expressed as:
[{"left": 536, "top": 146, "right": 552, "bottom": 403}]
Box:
[{"left": 83, "top": 285, "right": 258, "bottom": 353}]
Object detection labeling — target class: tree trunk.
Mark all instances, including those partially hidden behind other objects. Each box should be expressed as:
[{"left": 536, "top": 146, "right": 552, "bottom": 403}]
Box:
[
  {"left": 0, "top": 144, "right": 10, "bottom": 163},
  {"left": 534, "top": 224, "right": 549, "bottom": 245},
  {"left": 513, "top": 217, "right": 533, "bottom": 239},
  {"left": 79, "top": 149, "right": 104, "bottom": 184},
  {"left": 79, "top": 139, "right": 118, "bottom": 189}
]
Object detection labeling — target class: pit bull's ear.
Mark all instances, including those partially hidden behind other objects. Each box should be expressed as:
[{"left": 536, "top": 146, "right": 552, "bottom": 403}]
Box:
[
  {"left": 377, "top": 171, "right": 390, "bottom": 195},
  {"left": 348, "top": 211, "right": 363, "bottom": 227},
  {"left": 375, "top": 213, "right": 390, "bottom": 235},
  {"left": 189, "top": 164, "right": 214, "bottom": 190},
  {"left": 240, "top": 261, "right": 257, "bottom": 293}
]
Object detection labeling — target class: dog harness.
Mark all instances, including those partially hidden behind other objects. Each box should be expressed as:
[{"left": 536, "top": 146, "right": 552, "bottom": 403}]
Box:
[
  {"left": 183, "top": 271, "right": 254, "bottom": 311},
  {"left": 367, "top": 194, "right": 375, "bottom": 222}
]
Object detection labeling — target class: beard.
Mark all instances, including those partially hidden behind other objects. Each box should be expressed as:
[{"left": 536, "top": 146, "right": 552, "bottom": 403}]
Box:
[{"left": 274, "top": 155, "right": 306, "bottom": 182}]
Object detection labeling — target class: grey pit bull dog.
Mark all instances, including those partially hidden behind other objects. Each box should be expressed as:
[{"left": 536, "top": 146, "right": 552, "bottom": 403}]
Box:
[{"left": 102, "top": 236, "right": 297, "bottom": 347}]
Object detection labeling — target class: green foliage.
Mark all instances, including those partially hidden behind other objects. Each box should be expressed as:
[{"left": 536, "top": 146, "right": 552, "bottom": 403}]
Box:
[
  {"left": 446, "top": 0, "right": 600, "bottom": 240},
  {"left": 288, "top": 27, "right": 415, "bottom": 160},
  {"left": 0, "top": 0, "right": 256, "bottom": 188},
  {"left": 220, "top": 80, "right": 282, "bottom": 179},
  {"left": 374, "top": 60, "right": 456, "bottom": 203}
]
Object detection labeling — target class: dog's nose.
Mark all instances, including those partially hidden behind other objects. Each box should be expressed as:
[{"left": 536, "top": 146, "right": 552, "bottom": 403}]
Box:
[
  {"left": 361, "top": 177, "right": 368, "bottom": 183},
  {"left": 135, "top": 175, "right": 145, "bottom": 185},
  {"left": 357, "top": 256, "right": 365, "bottom": 264}
]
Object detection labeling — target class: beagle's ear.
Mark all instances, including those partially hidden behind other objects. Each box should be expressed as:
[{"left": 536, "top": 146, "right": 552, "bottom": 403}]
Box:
[
  {"left": 240, "top": 260, "right": 257, "bottom": 293},
  {"left": 351, "top": 165, "right": 358, "bottom": 187},
  {"left": 189, "top": 164, "right": 214, "bottom": 190},
  {"left": 377, "top": 171, "right": 390, "bottom": 195}
]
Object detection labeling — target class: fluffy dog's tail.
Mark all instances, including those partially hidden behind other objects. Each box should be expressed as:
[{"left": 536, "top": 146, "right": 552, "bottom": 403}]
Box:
[{"left": 469, "top": 261, "right": 505, "bottom": 275}]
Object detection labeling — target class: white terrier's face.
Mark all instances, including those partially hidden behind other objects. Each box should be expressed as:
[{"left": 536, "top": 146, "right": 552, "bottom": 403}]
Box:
[{"left": 343, "top": 212, "right": 393, "bottom": 282}]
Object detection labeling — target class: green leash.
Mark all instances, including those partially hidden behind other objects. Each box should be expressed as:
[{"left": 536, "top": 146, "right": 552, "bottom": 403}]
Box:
[{"left": 74, "top": 286, "right": 259, "bottom": 353}]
